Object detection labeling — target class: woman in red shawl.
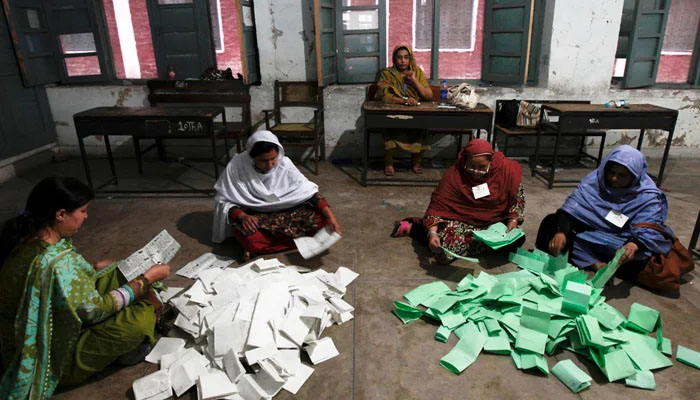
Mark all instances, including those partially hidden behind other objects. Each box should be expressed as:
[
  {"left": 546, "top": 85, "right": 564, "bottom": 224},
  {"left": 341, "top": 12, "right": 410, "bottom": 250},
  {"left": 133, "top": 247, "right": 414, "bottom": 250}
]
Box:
[{"left": 392, "top": 139, "right": 526, "bottom": 263}]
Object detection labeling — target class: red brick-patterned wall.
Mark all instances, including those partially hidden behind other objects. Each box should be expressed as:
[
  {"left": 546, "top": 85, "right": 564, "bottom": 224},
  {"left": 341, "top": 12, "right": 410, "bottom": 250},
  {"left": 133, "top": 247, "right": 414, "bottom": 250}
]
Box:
[
  {"left": 657, "top": 54, "right": 691, "bottom": 83},
  {"left": 103, "top": 0, "right": 125, "bottom": 78},
  {"left": 215, "top": 0, "right": 242, "bottom": 75},
  {"left": 130, "top": 0, "right": 158, "bottom": 78},
  {"left": 388, "top": 0, "right": 484, "bottom": 80}
]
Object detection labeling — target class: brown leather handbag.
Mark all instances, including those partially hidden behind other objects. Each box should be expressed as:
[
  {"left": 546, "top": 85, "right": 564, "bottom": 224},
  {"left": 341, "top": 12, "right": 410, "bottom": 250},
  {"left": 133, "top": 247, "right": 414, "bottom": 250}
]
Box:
[{"left": 633, "top": 223, "right": 694, "bottom": 292}]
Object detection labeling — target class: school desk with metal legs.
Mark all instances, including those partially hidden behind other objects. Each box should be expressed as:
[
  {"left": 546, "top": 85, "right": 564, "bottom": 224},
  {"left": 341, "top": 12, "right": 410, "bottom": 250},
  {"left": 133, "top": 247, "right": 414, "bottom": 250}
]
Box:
[
  {"left": 533, "top": 103, "right": 678, "bottom": 189},
  {"left": 73, "top": 106, "right": 228, "bottom": 194},
  {"left": 361, "top": 101, "right": 493, "bottom": 186}
]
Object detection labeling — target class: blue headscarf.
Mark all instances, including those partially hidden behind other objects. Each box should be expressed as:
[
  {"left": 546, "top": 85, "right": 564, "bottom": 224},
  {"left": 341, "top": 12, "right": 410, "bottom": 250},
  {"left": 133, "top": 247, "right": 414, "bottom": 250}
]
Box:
[{"left": 561, "top": 145, "right": 672, "bottom": 267}]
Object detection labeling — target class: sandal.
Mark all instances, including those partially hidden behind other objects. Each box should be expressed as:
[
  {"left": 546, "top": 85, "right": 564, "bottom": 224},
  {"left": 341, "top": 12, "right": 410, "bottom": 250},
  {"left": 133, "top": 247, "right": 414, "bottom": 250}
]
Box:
[
  {"left": 412, "top": 164, "right": 424, "bottom": 174},
  {"left": 391, "top": 220, "right": 413, "bottom": 237},
  {"left": 384, "top": 165, "right": 395, "bottom": 176}
]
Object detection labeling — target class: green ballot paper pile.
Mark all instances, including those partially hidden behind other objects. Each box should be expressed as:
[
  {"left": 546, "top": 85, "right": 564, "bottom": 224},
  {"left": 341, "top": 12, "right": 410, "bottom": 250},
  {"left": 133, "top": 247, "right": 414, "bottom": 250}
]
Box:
[
  {"left": 472, "top": 222, "right": 525, "bottom": 250},
  {"left": 392, "top": 248, "right": 699, "bottom": 393}
]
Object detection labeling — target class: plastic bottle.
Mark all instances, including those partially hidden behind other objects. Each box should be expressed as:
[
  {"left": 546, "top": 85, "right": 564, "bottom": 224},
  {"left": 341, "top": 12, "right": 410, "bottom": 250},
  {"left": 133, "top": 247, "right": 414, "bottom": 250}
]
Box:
[
  {"left": 605, "top": 99, "right": 626, "bottom": 108},
  {"left": 440, "top": 80, "right": 448, "bottom": 105}
]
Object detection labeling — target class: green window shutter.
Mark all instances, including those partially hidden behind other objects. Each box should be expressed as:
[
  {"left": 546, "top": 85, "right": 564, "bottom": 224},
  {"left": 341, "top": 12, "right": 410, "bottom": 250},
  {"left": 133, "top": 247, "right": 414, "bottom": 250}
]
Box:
[
  {"left": 48, "top": 0, "right": 115, "bottom": 84},
  {"left": 621, "top": 0, "right": 670, "bottom": 89},
  {"left": 688, "top": 23, "right": 700, "bottom": 87},
  {"left": 147, "top": 0, "right": 216, "bottom": 80},
  {"left": 2, "top": 0, "right": 62, "bottom": 86},
  {"left": 236, "top": 0, "right": 260, "bottom": 84},
  {"left": 481, "top": 0, "right": 533, "bottom": 84},
  {"left": 315, "top": 0, "right": 336, "bottom": 86},
  {"left": 335, "top": 0, "right": 385, "bottom": 84},
  {"left": 616, "top": 0, "right": 636, "bottom": 58}
]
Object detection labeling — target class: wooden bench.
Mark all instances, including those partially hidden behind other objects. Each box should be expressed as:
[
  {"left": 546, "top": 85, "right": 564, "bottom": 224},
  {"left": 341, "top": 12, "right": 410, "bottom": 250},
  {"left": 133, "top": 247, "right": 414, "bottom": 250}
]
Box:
[
  {"left": 493, "top": 99, "right": 606, "bottom": 170},
  {"left": 147, "top": 79, "right": 251, "bottom": 160}
]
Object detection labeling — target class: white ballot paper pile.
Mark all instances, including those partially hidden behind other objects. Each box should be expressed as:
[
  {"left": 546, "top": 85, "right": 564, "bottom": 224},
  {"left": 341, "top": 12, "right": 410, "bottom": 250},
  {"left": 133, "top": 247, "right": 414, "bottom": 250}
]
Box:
[
  {"left": 118, "top": 230, "right": 180, "bottom": 281},
  {"left": 293, "top": 226, "right": 342, "bottom": 259},
  {"left": 133, "top": 257, "right": 359, "bottom": 400}
]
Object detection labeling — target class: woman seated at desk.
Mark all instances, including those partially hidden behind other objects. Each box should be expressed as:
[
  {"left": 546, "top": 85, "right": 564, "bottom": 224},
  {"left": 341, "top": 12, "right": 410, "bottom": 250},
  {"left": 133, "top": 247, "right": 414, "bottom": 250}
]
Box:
[
  {"left": 374, "top": 44, "right": 433, "bottom": 176},
  {"left": 535, "top": 145, "right": 672, "bottom": 279},
  {"left": 0, "top": 177, "right": 169, "bottom": 398},
  {"left": 392, "top": 139, "right": 525, "bottom": 263},
  {"left": 212, "top": 130, "right": 341, "bottom": 259}
]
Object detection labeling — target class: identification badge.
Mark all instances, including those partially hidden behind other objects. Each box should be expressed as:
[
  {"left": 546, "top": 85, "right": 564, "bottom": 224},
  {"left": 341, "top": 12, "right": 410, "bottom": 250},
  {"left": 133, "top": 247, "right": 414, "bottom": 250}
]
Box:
[
  {"left": 605, "top": 209, "right": 629, "bottom": 228},
  {"left": 472, "top": 183, "right": 490, "bottom": 199}
]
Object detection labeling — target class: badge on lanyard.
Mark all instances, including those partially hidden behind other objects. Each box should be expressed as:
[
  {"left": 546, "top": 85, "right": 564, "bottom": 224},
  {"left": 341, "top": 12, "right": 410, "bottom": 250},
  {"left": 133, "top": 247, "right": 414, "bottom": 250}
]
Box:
[
  {"left": 472, "top": 183, "right": 490, "bottom": 199},
  {"left": 605, "top": 209, "right": 629, "bottom": 228}
]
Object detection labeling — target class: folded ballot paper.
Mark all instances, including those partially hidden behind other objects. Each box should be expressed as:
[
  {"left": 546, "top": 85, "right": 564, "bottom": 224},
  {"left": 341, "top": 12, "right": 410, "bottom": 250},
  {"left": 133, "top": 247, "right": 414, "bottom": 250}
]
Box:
[
  {"left": 391, "top": 247, "right": 687, "bottom": 393},
  {"left": 293, "top": 226, "right": 342, "bottom": 259},
  {"left": 472, "top": 222, "right": 525, "bottom": 250},
  {"left": 133, "top": 257, "right": 359, "bottom": 400}
]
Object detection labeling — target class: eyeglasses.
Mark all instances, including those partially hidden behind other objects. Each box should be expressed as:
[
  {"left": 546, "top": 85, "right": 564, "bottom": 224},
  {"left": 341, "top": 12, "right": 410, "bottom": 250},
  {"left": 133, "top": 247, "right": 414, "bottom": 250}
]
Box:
[{"left": 465, "top": 163, "right": 490, "bottom": 176}]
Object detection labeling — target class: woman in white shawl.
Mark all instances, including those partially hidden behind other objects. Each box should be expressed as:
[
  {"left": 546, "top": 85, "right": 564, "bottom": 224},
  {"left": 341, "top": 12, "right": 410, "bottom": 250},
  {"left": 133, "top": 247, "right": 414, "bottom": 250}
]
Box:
[{"left": 212, "top": 131, "right": 341, "bottom": 258}]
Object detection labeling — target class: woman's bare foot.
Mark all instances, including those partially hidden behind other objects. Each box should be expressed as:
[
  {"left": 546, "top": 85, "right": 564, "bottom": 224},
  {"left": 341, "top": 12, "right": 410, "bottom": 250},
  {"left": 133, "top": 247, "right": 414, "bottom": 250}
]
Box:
[{"left": 591, "top": 261, "right": 606, "bottom": 271}]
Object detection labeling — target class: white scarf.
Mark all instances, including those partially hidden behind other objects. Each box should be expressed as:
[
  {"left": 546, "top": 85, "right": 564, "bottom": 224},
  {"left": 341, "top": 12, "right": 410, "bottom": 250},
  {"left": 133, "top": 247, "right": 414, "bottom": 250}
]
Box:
[{"left": 211, "top": 130, "right": 319, "bottom": 243}]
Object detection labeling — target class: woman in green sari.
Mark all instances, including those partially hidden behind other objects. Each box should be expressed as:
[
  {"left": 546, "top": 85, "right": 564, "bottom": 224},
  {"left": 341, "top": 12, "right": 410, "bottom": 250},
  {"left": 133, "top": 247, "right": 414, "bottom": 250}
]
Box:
[
  {"left": 375, "top": 44, "right": 433, "bottom": 175},
  {"left": 0, "top": 177, "right": 170, "bottom": 399}
]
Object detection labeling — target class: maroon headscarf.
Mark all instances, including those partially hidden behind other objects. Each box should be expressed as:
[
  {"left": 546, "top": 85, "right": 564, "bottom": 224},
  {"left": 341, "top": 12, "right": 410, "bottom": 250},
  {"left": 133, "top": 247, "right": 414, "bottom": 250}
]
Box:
[{"left": 425, "top": 139, "right": 522, "bottom": 227}]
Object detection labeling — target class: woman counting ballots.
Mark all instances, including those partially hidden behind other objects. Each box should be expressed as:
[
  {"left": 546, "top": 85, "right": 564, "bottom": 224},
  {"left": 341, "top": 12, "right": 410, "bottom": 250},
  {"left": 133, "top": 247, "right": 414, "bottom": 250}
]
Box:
[
  {"left": 535, "top": 145, "right": 673, "bottom": 280},
  {"left": 0, "top": 176, "right": 170, "bottom": 399},
  {"left": 212, "top": 130, "right": 341, "bottom": 259}
]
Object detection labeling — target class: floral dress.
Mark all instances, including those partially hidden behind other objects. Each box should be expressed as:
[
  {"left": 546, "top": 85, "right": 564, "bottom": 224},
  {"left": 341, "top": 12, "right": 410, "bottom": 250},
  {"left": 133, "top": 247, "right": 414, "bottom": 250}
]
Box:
[
  {"left": 425, "top": 184, "right": 526, "bottom": 263},
  {"left": 229, "top": 193, "right": 329, "bottom": 237}
]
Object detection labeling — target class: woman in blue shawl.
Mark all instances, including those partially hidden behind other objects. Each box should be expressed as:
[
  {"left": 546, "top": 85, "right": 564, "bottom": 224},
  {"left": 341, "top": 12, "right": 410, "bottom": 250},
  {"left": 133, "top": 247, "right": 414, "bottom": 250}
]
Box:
[{"left": 535, "top": 145, "right": 672, "bottom": 277}]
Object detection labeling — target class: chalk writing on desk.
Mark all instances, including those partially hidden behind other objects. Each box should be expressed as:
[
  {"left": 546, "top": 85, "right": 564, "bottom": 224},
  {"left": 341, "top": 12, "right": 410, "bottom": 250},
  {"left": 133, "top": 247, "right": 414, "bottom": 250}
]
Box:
[
  {"left": 175, "top": 81, "right": 189, "bottom": 89},
  {"left": 177, "top": 121, "right": 204, "bottom": 133},
  {"left": 589, "top": 118, "right": 600, "bottom": 124}
]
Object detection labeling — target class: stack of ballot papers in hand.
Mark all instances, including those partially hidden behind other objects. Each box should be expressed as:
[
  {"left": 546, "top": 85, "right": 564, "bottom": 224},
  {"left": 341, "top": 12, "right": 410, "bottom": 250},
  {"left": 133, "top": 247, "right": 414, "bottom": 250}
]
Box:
[
  {"left": 472, "top": 222, "right": 525, "bottom": 250},
  {"left": 391, "top": 248, "right": 697, "bottom": 393},
  {"left": 133, "top": 256, "right": 359, "bottom": 400},
  {"left": 293, "top": 226, "right": 342, "bottom": 259}
]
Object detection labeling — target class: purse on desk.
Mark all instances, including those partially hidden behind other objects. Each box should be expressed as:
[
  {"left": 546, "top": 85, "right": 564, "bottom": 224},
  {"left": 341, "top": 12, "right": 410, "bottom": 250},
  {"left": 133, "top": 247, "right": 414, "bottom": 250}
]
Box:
[
  {"left": 447, "top": 83, "right": 478, "bottom": 109},
  {"left": 516, "top": 101, "right": 543, "bottom": 128},
  {"left": 632, "top": 222, "right": 694, "bottom": 292}
]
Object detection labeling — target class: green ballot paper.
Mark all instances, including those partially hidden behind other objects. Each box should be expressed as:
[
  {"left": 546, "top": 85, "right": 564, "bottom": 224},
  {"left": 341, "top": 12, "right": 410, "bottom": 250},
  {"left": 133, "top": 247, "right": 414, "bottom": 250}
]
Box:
[
  {"left": 439, "top": 322, "right": 486, "bottom": 374},
  {"left": 552, "top": 359, "right": 592, "bottom": 393},
  {"left": 677, "top": 345, "right": 700, "bottom": 370},
  {"left": 590, "top": 247, "right": 625, "bottom": 288},
  {"left": 440, "top": 246, "right": 479, "bottom": 263},
  {"left": 473, "top": 222, "right": 525, "bottom": 250},
  {"left": 625, "top": 370, "right": 656, "bottom": 390}
]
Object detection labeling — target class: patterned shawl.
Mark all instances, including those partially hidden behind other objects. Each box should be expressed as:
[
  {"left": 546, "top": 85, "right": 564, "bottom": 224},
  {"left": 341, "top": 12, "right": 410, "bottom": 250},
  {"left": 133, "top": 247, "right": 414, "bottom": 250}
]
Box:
[
  {"left": 425, "top": 139, "right": 522, "bottom": 227},
  {"left": 0, "top": 239, "right": 102, "bottom": 399},
  {"left": 561, "top": 145, "right": 672, "bottom": 262},
  {"left": 374, "top": 45, "right": 428, "bottom": 102}
]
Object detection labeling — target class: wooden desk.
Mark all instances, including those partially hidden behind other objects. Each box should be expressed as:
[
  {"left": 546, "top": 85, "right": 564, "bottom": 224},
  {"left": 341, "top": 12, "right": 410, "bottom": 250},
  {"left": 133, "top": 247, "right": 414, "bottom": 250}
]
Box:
[
  {"left": 534, "top": 103, "right": 678, "bottom": 189},
  {"left": 73, "top": 106, "right": 228, "bottom": 194},
  {"left": 361, "top": 101, "right": 493, "bottom": 186}
]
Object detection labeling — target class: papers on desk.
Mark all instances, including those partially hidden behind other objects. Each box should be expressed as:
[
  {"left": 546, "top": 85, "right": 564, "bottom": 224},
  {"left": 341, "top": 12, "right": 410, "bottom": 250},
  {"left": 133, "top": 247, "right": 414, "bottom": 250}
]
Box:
[
  {"left": 136, "top": 255, "right": 359, "bottom": 398},
  {"left": 472, "top": 222, "right": 525, "bottom": 250},
  {"left": 118, "top": 230, "right": 180, "bottom": 281},
  {"left": 293, "top": 226, "right": 342, "bottom": 259}
]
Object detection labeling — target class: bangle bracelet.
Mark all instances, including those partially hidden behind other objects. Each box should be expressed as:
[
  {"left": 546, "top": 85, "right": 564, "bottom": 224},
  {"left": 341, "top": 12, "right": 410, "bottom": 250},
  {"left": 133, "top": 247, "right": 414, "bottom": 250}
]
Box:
[{"left": 427, "top": 231, "right": 439, "bottom": 239}]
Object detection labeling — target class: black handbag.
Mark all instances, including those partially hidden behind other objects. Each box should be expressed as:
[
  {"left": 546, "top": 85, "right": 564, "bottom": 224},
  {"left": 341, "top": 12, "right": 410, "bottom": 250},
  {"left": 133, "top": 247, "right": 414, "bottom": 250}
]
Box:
[{"left": 496, "top": 99, "right": 520, "bottom": 128}]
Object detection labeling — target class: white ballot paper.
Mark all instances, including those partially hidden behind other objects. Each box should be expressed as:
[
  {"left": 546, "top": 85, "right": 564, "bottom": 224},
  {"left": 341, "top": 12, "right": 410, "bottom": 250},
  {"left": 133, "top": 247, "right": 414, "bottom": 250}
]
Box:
[
  {"left": 118, "top": 230, "right": 180, "bottom": 281},
  {"left": 293, "top": 226, "right": 342, "bottom": 259},
  {"left": 176, "top": 252, "right": 234, "bottom": 279}
]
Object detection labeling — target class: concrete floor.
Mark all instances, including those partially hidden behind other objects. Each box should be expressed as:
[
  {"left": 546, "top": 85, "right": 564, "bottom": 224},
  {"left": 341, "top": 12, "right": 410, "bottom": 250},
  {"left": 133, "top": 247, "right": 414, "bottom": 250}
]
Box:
[{"left": 1, "top": 154, "right": 699, "bottom": 400}]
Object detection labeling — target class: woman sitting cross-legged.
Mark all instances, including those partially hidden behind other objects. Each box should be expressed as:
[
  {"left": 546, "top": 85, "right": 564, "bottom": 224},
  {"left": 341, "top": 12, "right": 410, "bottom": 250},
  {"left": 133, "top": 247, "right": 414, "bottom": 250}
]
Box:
[
  {"left": 0, "top": 177, "right": 170, "bottom": 399},
  {"left": 535, "top": 145, "right": 673, "bottom": 279},
  {"left": 392, "top": 139, "right": 525, "bottom": 263},
  {"left": 212, "top": 130, "right": 341, "bottom": 259}
]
